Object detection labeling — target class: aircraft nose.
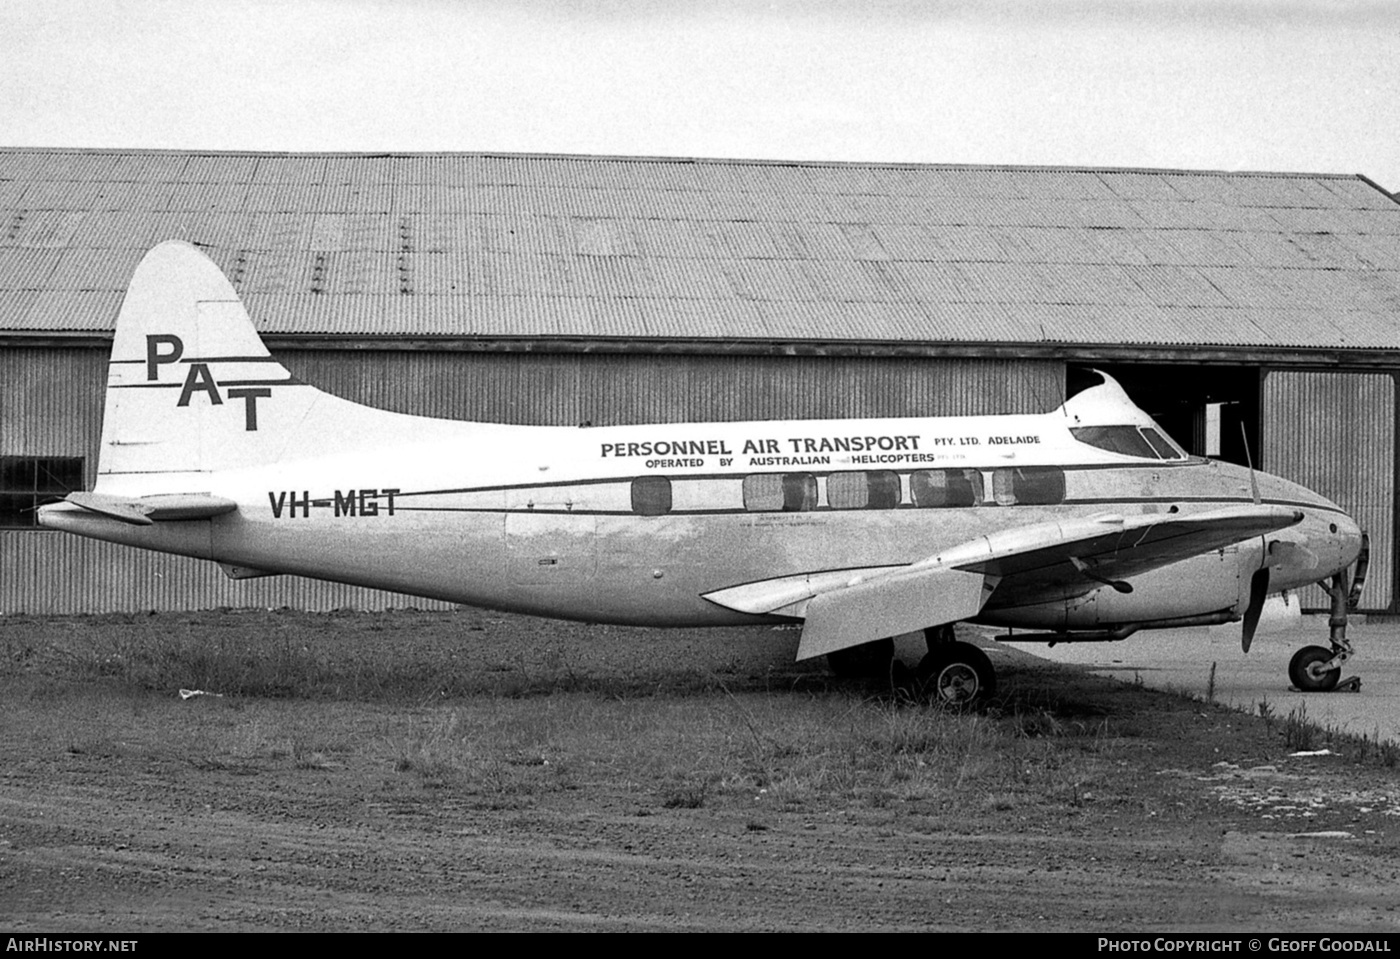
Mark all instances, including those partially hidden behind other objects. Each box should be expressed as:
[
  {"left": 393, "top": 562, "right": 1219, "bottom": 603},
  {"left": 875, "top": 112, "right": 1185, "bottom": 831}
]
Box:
[
  {"left": 1333, "top": 511, "right": 1364, "bottom": 571},
  {"left": 1301, "top": 508, "right": 1364, "bottom": 581},
  {"left": 1267, "top": 506, "right": 1363, "bottom": 593}
]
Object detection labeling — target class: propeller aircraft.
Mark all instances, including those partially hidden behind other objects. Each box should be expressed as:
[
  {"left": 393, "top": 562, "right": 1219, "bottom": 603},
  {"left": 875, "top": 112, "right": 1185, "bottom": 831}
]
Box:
[{"left": 38, "top": 241, "right": 1368, "bottom": 703}]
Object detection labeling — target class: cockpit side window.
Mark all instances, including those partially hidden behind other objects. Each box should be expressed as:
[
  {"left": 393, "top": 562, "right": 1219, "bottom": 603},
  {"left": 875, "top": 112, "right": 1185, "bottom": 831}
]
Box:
[
  {"left": 1070, "top": 426, "right": 1158, "bottom": 458},
  {"left": 1140, "top": 428, "right": 1185, "bottom": 461}
]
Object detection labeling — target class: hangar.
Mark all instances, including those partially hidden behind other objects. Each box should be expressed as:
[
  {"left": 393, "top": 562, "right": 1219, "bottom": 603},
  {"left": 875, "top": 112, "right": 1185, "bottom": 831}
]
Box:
[{"left": 2, "top": 149, "right": 1398, "bottom": 615}]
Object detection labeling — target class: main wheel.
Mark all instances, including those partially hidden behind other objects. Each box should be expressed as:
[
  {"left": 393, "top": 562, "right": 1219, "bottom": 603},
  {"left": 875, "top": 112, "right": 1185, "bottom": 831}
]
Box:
[
  {"left": 1288, "top": 645, "right": 1340, "bottom": 692},
  {"left": 917, "top": 641, "right": 996, "bottom": 706},
  {"left": 826, "top": 637, "right": 895, "bottom": 678}
]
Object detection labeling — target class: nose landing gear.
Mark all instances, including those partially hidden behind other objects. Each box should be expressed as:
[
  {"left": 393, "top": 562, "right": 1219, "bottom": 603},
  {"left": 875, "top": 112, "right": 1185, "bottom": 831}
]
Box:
[{"left": 1288, "top": 545, "right": 1365, "bottom": 694}]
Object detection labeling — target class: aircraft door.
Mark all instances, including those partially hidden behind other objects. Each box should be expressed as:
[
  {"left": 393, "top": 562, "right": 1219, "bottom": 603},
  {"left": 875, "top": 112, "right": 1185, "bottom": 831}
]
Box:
[{"left": 504, "top": 488, "right": 598, "bottom": 586}]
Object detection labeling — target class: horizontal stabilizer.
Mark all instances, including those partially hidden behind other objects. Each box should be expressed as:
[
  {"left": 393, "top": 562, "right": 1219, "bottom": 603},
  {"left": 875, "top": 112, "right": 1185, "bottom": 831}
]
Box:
[
  {"left": 65, "top": 491, "right": 238, "bottom": 526},
  {"left": 797, "top": 567, "right": 994, "bottom": 661}
]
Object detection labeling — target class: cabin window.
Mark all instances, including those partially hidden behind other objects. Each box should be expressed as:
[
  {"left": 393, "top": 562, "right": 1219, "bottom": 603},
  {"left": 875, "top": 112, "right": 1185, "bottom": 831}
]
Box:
[
  {"left": 630, "top": 476, "right": 672, "bottom": 516},
  {"left": 827, "top": 470, "right": 900, "bottom": 510},
  {"left": 0, "top": 456, "right": 83, "bottom": 529},
  {"left": 910, "top": 469, "right": 983, "bottom": 508},
  {"left": 992, "top": 467, "right": 1065, "bottom": 506},
  {"left": 743, "top": 473, "right": 817, "bottom": 512}
]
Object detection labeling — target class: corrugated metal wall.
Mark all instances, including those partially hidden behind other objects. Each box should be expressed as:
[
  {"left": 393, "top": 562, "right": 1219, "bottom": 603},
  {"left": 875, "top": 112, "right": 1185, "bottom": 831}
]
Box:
[
  {"left": 1, "top": 344, "right": 1062, "bottom": 613},
  {"left": 0, "top": 347, "right": 105, "bottom": 490},
  {"left": 0, "top": 533, "right": 447, "bottom": 615},
  {"left": 278, "top": 350, "right": 1066, "bottom": 426},
  {"left": 1262, "top": 370, "right": 1395, "bottom": 611}
]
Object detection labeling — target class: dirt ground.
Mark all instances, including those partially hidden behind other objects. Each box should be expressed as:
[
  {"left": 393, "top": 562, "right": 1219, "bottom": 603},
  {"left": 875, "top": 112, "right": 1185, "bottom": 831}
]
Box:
[{"left": 2, "top": 608, "right": 1399, "bottom": 932}]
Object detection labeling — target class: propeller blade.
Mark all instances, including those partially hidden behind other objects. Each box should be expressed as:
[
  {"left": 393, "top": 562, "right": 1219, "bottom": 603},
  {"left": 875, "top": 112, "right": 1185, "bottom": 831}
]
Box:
[{"left": 1241, "top": 568, "right": 1269, "bottom": 653}]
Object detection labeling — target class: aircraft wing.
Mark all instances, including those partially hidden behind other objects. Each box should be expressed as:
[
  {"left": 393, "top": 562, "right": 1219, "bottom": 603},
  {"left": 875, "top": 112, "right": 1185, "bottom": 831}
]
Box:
[
  {"left": 703, "top": 504, "right": 1303, "bottom": 660},
  {"left": 63, "top": 491, "right": 238, "bottom": 526}
]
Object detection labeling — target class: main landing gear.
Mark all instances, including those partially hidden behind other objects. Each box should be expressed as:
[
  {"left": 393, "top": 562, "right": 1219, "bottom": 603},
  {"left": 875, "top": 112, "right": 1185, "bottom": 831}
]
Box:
[
  {"left": 823, "top": 626, "right": 998, "bottom": 706},
  {"left": 1289, "top": 544, "right": 1367, "bottom": 694},
  {"left": 915, "top": 624, "right": 996, "bottom": 706}
]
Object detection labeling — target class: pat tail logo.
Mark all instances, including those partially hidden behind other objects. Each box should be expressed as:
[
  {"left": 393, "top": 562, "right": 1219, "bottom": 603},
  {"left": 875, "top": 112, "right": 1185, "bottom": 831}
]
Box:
[{"left": 144, "top": 334, "right": 275, "bottom": 431}]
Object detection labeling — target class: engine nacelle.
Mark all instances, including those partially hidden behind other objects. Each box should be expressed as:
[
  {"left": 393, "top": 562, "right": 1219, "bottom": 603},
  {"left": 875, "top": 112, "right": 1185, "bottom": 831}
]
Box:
[{"left": 982, "top": 540, "right": 1265, "bottom": 632}]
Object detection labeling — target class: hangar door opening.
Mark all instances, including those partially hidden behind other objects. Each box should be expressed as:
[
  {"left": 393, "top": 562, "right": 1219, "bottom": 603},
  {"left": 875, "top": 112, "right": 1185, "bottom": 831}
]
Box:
[
  {"left": 1261, "top": 371, "right": 1394, "bottom": 613},
  {"left": 1072, "top": 365, "right": 1260, "bottom": 466},
  {"left": 1078, "top": 365, "right": 1392, "bottom": 613}
]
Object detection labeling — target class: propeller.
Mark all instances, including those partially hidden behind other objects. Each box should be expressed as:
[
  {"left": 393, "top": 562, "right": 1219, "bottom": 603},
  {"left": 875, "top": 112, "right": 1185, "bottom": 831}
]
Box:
[{"left": 1241, "top": 567, "right": 1270, "bottom": 653}]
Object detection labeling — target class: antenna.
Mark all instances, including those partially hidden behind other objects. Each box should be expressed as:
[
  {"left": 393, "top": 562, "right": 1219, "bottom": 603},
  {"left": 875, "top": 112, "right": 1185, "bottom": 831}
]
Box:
[{"left": 1240, "top": 421, "right": 1260, "bottom": 505}]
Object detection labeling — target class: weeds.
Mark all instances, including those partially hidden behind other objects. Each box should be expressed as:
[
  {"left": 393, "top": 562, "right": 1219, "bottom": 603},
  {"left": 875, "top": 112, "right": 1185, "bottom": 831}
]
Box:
[
  {"left": 1282, "top": 702, "right": 1319, "bottom": 752},
  {"left": 661, "top": 780, "right": 709, "bottom": 809},
  {"left": 1256, "top": 697, "right": 1275, "bottom": 733},
  {"left": 22, "top": 608, "right": 1397, "bottom": 822},
  {"left": 385, "top": 711, "right": 468, "bottom": 788}
]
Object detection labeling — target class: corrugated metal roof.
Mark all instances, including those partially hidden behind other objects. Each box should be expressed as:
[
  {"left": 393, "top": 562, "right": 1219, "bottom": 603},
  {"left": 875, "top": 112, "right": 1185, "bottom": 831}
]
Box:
[{"left": 2, "top": 148, "right": 1399, "bottom": 351}]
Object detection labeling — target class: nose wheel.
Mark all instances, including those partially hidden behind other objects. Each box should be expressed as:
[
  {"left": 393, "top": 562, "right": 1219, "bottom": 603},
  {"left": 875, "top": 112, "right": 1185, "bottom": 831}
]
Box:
[{"left": 1288, "top": 645, "right": 1342, "bottom": 692}]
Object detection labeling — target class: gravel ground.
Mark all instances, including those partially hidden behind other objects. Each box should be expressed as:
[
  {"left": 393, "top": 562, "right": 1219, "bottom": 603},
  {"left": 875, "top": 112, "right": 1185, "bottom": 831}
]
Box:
[{"left": 2, "top": 608, "right": 1398, "bottom": 932}]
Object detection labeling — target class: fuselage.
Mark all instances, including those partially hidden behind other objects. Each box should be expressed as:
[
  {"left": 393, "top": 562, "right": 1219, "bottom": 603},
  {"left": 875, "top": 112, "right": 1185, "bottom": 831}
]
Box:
[{"left": 41, "top": 382, "right": 1364, "bottom": 634}]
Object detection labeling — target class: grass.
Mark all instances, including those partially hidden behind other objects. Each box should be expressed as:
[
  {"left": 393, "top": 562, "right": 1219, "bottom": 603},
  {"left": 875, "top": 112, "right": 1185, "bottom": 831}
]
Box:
[
  {"left": 3, "top": 607, "right": 1395, "bottom": 824},
  {"left": 0, "top": 611, "right": 1125, "bottom": 815},
  {"left": 353, "top": 691, "right": 1125, "bottom": 814},
  {"left": 1259, "top": 699, "right": 1400, "bottom": 767}
]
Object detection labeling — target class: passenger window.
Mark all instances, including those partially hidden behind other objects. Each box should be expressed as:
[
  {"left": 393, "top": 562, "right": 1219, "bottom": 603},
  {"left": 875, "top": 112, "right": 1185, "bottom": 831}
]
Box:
[
  {"left": 743, "top": 474, "right": 783, "bottom": 511},
  {"left": 828, "top": 471, "right": 900, "bottom": 509},
  {"left": 911, "top": 469, "right": 983, "bottom": 508},
  {"left": 992, "top": 467, "right": 1065, "bottom": 506},
  {"left": 743, "top": 473, "right": 817, "bottom": 512},
  {"left": 782, "top": 473, "right": 818, "bottom": 511},
  {"left": 631, "top": 476, "right": 672, "bottom": 516}
]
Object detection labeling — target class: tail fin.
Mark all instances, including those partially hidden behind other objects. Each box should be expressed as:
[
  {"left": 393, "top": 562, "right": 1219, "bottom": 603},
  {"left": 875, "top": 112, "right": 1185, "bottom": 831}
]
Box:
[{"left": 97, "top": 241, "right": 324, "bottom": 488}]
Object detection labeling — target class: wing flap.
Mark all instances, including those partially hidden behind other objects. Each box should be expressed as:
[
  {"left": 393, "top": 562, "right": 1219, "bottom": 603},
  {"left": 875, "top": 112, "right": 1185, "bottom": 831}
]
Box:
[{"left": 797, "top": 567, "right": 995, "bottom": 661}]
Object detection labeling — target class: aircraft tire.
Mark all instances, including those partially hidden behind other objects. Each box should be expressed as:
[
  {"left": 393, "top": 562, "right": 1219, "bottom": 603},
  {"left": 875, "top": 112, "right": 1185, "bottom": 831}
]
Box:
[
  {"left": 1288, "top": 645, "right": 1340, "bottom": 692},
  {"left": 826, "top": 637, "right": 895, "bottom": 678},
  {"left": 917, "top": 641, "right": 996, "bottom": 706}
]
